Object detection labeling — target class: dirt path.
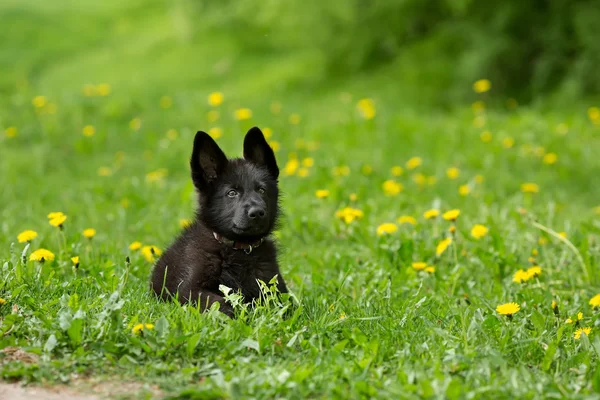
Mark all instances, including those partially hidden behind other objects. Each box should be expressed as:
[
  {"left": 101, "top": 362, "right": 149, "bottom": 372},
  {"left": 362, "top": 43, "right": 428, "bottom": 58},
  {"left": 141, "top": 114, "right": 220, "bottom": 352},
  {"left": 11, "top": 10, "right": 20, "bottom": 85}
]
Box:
[
  {"left": 0, "top": 347, "right": 163, "bottom": 399},
  {"left": 0, "top": 382, "right": 99, "bottom": 400}
]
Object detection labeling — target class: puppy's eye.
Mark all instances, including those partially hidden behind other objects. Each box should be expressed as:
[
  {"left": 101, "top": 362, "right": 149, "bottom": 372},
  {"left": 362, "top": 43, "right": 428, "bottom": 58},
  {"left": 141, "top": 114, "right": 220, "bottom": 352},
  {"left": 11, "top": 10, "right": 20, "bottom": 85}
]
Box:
[
  {"left": 257, "top": 188, "right": 266, "bottom": 195},
  {"left": 227, "top": 190, "right": 238, "bottom": 198}
]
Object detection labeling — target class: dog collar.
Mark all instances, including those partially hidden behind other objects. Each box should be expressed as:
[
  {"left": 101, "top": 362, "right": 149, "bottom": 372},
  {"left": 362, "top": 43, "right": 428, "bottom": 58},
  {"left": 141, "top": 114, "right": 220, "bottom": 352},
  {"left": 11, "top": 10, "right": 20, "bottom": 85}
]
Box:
[{"left": 213, "top": 232, "right": 264, "bottom": 254}]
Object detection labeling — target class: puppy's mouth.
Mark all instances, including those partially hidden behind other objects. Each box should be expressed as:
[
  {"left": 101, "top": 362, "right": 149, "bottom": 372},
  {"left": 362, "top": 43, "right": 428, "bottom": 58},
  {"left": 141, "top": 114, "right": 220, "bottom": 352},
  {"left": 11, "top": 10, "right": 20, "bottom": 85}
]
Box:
[
  {"left": 232, "top": 225, "right": 249, "bottom": 234},
  {"left": 232, "top": 224, "right": 265, "bottom": 237}
]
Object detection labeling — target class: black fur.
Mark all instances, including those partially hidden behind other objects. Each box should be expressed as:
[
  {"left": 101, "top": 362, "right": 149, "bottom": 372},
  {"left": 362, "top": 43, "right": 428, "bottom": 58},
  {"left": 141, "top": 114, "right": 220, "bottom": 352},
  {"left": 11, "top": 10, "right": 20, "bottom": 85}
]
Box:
[{"left": 151, "top": 127, "right": 287, "bottom": 317}]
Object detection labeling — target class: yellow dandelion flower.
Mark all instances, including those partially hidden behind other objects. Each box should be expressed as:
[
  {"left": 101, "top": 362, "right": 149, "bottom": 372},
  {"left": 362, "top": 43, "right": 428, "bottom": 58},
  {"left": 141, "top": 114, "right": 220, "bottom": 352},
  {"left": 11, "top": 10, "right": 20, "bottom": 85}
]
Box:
[
  {"left": 436, "top": 238, "right": 452, "bottom": 257},
  {"left": 391, "top": 166, "right": 404, "bottom": 176},
  {"left": 449, "top": 225, "right": 456, "bottom": 234},
  {"left": 315, "top": 189, "right": 330, "bottom": 199},
  {"left": 356, "top": 98, "right": 376, "bottom": 120},
  {"left": 302, "top": 157, "right": 314, "bottom": 168},
  {"left": 496, "top": 302, "right": 520, "bottom": 316},
  {"left": 32, "top": 95, "right": 47, "bottom": 108},
  {"left": 0, "top": 298, "right": 6, "bottom": 305},
  {"left": 208, "top": 92, "right": 224, "bottom": 107},
  {"left": 146, "top": 168, "right": 168, "bottom": 183},
  {"left": 586, "top": 294, "right": 600, "bottom": 308},
  {"left": 261, "top": 127, "right": 273, "bottom": 139},
  {"left": 270, "top": 102, "right": 282, "bottom": 115},
  {"left": 513, "top": 269, "right": 529, "bottom": 283},
  {"left": 577, "top": 312, "right": 583, "bottom": 321},
  {"left": 566, "top": 318, "right": 573, "bottom": 324},
  {"left": 376, "top": 223, "right": 398, "bottom": 236},
  {"left": 82, "top": 125, "right": 96, "bottom": 137},
  {"left": 289, "top": 114, "right": 301, "bottom": 125},
  {"left": 361, "top": 165, "right": 373, "bottom": 175},
  {"left": 503, "top": 137, "right": 515, "bottom": 149},
  {"left": 17, "top": 230, "right": 38, "bottom": 243},
  {"left": 480, "top": 131, "right": 493, "bottom": 143},
  {"left": 543, "top": 153, "right": 557, "bottom": 165},
  {"left": 83, "top": 228, "right": 96, "bottom": 239},
  {"left": 5, "top": 126, "right": 18, "bottom": 138},
  {"left": 397, "top": 216, "right": 417, "bottom": 226},
  {"left": 71, "top": 256, "right": 80, "bottom": 265},
  {"left": 335, "top": 207, "right": 364, "bottom": 224},
  {"left": 97, "top": 167, "right": 112, "bottom": 177},
  {"left": 588, "top": 107, "right": 600, "bottom": 123},
  {"left": 159, "top": 96, "right": 172, "bottom": 109},
  {"left": 179, "top": 219, "right": 191, "bottom": 228},
  {"left": 382, "top": 180, "right": 403, "bottom": 196},
  {"left": 49, "top": 214, "right": 67, "bottom": 227},
  {"left": 47, "top": 212, "right": 64, "bottom": 219},
  {"left": 413, "top": 174, "right": 426, "bottom": 187},
  {"left": 349, "top": 193, "right": 358, "bottom": 201},
  {"left": 406, "top": 157, "right": 422, "bottom": 170},
  {"left": 527, "top": 265, "right": 540, "bottom": 276},
  {"left": 283, "top": 159, "right": 299, "bottom": 176},
  {"left": 141, "top": 245, "right": 162, "bottom": 262},
  {"left": 129, "top": 241, "right": 142, "bottom": 251},
  {"left": 442, "top": 209, "right": 460, "bottom": 221},
  {"left": 521, "top": 183, "right": 539, "bottom": 193},
  {"left": 129, "top": 118, "right": 142, "bottom": 131},
  {"left": 446, "top": 167, "right": 460, "bottom": 180},
  {"left": 423, "top": 209, "right": 440, "bottom": 219},
  {"left": 425, "top": 266, "right": 435, "bottom": 273},
  {"left": 297, "top": 168, "right": 310, "bottom": 177},
  {"left": 207, "top": 110, "right": 220, "bottom": 123},
  {"left": 459, "top": 184, "right": 471, "bottom": 196},
  {"left": 166, "top": 129, "right": 178, "bottom": 140},
  {"left": 473, "top": 79, "right": 491, "bottom": 93},
  {"left": 558, "top": 232, "right": 567, "bottom": 239},
  {"left": 574, "top": 327, "right": 592, "bottom": 340},
  {"left": 412, "top": 262, "right": 427, "bottom": 271},
  {"left": 268, "top": 140, "right": 280, "bottom": 152},
  {"left": 414, "top": 174, "right": 427, "bottom": 187},
  {"left": 132, "top": 323, "right": 155, "bottom": 335},
  {"left": 332, "top": 165, "right": 350, "bottom": 177},
  {"left": 339, "top": 312, "right": 347, "bottom": 320},
  {"left": 208, "top": 127, "right": 222, "bottom": 139},
  {"left": 234, "top": 108, "right": 252, "bottom": 120},
  {"left": 531, "top": 249, "right": 539, "bottom": 256},
  {"left": 97, "top": 83, "right": 111, "bottom": 96},
  {"left": 471, "top": 224, "right": 488, "bottom": 239},
  {"left": 29, "top": 248, "right": 55, "bottom": 262}
]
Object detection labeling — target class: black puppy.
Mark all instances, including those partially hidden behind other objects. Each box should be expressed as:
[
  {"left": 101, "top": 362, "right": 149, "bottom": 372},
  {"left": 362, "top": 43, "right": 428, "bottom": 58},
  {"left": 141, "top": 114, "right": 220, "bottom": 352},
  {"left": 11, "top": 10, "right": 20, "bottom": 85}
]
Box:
[{"left": 151, "top": 127, "right": 288, "bottom": 317}]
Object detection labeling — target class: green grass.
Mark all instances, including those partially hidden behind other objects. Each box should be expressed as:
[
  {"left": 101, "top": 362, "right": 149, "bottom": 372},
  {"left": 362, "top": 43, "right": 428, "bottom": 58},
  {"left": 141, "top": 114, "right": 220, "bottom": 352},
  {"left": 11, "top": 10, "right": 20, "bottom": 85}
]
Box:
[{"left": 1, "top": 1, "right": 600, "bottom": 399}]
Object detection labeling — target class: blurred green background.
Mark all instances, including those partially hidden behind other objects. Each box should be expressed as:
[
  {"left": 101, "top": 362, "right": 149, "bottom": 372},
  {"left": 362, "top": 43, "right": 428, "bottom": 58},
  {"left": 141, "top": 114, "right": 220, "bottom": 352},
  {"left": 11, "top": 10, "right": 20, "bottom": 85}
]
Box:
[{"left": 2, "top": 0, "right": 600, "bottom": 106}]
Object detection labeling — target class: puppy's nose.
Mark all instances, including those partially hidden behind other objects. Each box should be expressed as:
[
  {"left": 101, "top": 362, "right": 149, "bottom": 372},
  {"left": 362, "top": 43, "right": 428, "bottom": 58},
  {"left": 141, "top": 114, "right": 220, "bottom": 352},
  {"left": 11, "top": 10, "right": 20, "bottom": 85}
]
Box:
[{"left": 248, "top": 207, "right": 266, "bottom": 219}]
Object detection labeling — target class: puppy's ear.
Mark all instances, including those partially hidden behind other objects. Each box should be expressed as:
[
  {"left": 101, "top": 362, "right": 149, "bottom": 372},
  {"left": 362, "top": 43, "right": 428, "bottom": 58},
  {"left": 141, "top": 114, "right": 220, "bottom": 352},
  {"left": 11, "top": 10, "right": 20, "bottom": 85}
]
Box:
[
  {"left": 243, "top": 127, "right": 279, "bottom": 179},
  {"left": 190, "top": 131, "right": 228, "bottom": 191}
]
